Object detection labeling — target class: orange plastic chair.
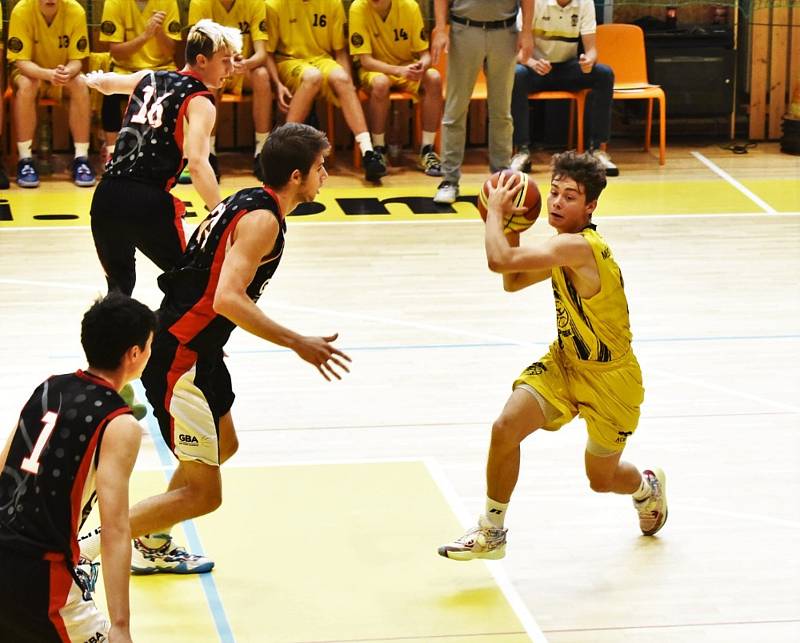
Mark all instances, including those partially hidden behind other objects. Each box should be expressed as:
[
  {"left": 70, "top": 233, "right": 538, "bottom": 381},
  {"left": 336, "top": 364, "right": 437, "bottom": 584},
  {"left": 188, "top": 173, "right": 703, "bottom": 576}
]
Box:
[
  {"left": 528, "top": 89, "right": 589, "bottom": 152},
  {"left": 595, "top": 23, "right": 666, "bottom": 165}
]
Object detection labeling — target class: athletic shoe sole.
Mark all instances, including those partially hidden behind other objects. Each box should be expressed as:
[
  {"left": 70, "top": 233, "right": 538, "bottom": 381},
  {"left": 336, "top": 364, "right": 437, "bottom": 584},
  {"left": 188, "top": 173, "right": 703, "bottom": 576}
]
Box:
[{"left": 437, "top": 544, "right": 506, "bottom": 561}]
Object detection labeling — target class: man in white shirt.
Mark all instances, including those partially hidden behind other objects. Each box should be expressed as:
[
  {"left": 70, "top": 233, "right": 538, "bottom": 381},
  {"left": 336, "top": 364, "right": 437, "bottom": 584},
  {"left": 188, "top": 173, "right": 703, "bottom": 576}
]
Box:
[{"left": 510, "top": 0, "right": 618, "bottom": 176}]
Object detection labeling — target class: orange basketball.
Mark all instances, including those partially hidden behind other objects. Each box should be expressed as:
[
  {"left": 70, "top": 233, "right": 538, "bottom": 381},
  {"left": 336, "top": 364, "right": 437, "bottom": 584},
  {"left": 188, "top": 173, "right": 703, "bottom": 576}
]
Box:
[{"left": 477, "top": 169, "right": 542, "bottom": 233}]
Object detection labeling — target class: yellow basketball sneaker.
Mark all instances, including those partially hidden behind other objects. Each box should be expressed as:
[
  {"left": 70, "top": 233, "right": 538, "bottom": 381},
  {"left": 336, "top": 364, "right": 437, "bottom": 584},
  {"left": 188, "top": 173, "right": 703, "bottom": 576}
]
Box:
[
  {"left": 438, "top": 519, "right": 507, "bottom": 561},
  {"left": 634, "top": 468, "right": 668, "bottom": 536}
]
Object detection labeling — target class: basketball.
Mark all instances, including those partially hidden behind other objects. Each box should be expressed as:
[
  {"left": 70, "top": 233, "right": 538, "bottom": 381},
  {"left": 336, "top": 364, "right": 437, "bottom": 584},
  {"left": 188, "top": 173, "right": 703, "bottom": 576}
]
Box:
[{"left": 477, "top": 170, "right": 542, "bottom": 233}]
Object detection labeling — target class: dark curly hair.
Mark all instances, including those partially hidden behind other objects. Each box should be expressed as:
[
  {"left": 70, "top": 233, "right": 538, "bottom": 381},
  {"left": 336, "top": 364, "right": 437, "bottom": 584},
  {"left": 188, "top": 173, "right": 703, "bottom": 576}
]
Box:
[{"left": 551, "top": 151, "right": 608, "bottom": 204}]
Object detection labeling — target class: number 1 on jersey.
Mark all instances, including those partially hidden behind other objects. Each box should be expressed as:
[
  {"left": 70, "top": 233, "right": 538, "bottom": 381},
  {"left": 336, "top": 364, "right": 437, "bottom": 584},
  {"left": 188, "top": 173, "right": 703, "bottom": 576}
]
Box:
[{"left": 21, "top": 411, "right": 58, "bottom": 475}]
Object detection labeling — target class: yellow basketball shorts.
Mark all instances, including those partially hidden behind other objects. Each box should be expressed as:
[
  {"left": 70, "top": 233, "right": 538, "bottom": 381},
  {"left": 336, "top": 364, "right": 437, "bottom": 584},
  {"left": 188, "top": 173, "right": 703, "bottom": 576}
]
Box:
[
  {"left": 10, "top": 67, "right": 65, "bottom": 102},
  {"left": 513, "top": 343, "right": 645, "bottom": 453},
  {"left": 357, "top": 68, "right": 420, "bottom": 99},
  {"left": 277, "top": 55, "right": 343, "bottom": 105}
]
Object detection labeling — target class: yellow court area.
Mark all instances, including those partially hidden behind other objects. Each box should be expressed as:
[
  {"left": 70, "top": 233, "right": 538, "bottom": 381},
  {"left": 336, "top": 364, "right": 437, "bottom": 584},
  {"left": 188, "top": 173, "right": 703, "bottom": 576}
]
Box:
[
  {"left": 0, "top": 143, "right": 798, "bottom": 229},
  {"left": 94, "top": 463, "right": 537, "bottom": 643}
]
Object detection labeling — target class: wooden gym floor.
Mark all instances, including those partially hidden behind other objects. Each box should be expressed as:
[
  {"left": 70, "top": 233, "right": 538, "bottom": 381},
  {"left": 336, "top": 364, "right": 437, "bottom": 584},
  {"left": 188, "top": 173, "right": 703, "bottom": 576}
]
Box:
[{"left": 0, "top": 141, "right": 798, "bottom": 642}]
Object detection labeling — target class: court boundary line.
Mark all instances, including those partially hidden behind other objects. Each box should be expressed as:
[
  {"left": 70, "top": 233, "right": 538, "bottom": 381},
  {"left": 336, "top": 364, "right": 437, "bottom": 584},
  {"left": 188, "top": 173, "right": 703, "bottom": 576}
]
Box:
[
  {"left": 126, "top": 459, "right": 800, "bottom": 531},
  {"left": 1, "top": 211, "right": 799, "bottom": 232},
  {"left": 4, "top": 276, "right": 798, "bottom": 414},
  {"left": 690, "top": 151, "right": 779, "bottom": 214},
  {"left": 132, "top": 381, "right": 235, "bottom": 643},
  {"left": 126, "top": 455, "right": 547, "bottom": 642}
]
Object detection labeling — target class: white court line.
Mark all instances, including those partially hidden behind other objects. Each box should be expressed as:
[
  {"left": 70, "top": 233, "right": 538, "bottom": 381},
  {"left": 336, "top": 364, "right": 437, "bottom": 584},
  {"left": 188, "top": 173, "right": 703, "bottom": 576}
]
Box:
[
  {"left": 131, "top": 456, "right": 549, "bottom": 640},
  {"left": 424, "top": 457, "right": 548, "bottom": 643},
  {"left": 691, "top": 151, "right": 778, "bottom": 214},
  {"left": 3, "top": 279, "right": 797, "bottom": 414},
  {"left": 1, "top": 211, "right": 798, "bottom": 232}
]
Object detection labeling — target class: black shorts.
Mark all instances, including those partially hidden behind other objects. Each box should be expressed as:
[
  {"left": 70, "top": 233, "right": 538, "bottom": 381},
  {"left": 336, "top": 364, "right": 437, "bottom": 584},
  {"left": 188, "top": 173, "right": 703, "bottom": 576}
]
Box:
[
  {"left": 90, "top": 177, "right": 186, "bottom": 295},
  {"left": 0, "top": 549, "right": 108, "bottom": 642},
  {"left": 141, "top": 331, "right": 235, "bottom": 466}
]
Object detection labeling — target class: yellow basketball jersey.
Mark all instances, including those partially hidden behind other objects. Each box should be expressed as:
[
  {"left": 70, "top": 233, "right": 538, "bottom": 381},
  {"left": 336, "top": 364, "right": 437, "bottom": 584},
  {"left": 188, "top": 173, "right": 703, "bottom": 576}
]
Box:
[
  {"left": 348, "top": 0, "right": 428, "bottom": 65},
  {"left": 7, "top": 0, "right": 90, "bottom": 68},
  {"left": 100, "top": 0, "right": 182, "bottom": 72},
  {"left": 188, "top": 0, "right": 267, "bottom": 59},
  {"left": 551, "top": 226, "right": 633, "bottom": 362},
  {"left": 266, "top": 0, "right": 345, "bottom": 61}
]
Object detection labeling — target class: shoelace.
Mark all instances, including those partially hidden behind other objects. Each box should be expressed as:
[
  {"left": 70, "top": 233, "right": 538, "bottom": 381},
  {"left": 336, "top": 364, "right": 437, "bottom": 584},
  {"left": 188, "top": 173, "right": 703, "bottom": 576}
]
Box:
[
  {"left": 20, "top": 165, "right": 36, "bottom": 176},
  {"left": 455, "top": 525, "right": 505, "bottom": 547},
  {"left": 423, "top": 151, "right": 441, "bottom": 170}
]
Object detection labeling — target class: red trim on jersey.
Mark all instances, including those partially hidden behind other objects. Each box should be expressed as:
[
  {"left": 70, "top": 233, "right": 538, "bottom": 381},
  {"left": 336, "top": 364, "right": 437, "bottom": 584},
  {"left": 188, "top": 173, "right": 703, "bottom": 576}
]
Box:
[
  {"left": 75, "top": 369, "right": 115, "bottom": 390},
  {"left": 172, "top": 195, "right": 188, "bottom": 251},
  {"left": 67, "top": 406, "right": 129, "bottom": 564},
  {"left": 47, "top": 557, "right": 72, "bottom": 642},
  {"left": 262, "top": 186, "right": 284, "bottom": 219},
  {"left": 174, "top": 91, "right": 214, "bottom": 157},
  {"left": 164, "top": 344, "right": 199, "bottom": 452},
  {"left": 168, "top": 209, "right": 249, "bottom": 344}
]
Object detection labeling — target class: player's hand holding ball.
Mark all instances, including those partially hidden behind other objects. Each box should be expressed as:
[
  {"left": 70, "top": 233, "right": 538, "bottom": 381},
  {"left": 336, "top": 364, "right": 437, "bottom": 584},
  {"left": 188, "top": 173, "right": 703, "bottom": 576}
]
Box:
[{"left": 478, "top": 169, "right": 541, "bottom": 234}]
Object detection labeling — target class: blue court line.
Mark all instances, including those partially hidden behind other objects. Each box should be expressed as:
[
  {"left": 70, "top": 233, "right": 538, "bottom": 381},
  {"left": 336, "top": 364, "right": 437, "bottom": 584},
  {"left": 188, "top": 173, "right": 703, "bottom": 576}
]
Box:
[
  {"left": 47, "top": 333, "right": 800, "bottom": 361},
  {"left": 131, "top": 381, "right": 235, "bottom": 643}
]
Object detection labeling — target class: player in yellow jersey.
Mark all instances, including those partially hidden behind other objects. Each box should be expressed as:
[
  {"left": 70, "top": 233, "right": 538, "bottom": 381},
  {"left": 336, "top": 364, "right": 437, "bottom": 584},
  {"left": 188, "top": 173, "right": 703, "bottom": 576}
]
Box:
[
  {"left": 187, "top": 0, "right": 271, "bottom": 180},
  {"left": 265, "top": 0, "right": 387, "bottom": 183},
  {"left": 348, "top": 0, "right": 443, "bottom": 176},
  {"left": 439, "top": 151, "right": 667, "bottom": 561},
  {"left": 7, "top": 0, "right": 94, "bottom": 188},
  {"left": 99, "top": 0, "right": 182, "bottom": 159}
]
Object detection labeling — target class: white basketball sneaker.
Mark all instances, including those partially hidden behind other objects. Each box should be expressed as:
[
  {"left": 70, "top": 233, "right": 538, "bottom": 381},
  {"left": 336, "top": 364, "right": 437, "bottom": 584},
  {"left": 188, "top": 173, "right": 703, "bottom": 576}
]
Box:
[
  {"left": 438, "top": 519, "right": 508, "bottom": 561},
  {"left": 131, "top": 535, "right": 215, "bottom": 575},
  {"left": 634, "top": 468, "right": 668, "bottom": 536}
]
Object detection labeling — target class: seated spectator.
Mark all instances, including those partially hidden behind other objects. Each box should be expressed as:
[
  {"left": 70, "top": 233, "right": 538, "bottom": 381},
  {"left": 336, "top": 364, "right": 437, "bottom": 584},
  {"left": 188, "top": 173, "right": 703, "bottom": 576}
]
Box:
[
  {"left": 510, "top": 0, "right": 618, "bottom": 176},
  {"left": 7, "top": 0, "right": 95, "bottom": 188},
  {"left": 187, "top": 0, "right": 272, "bottom": 181},
  {"left": 348, "top": 0, "right": 443, "bottom": 176},
  {"left": 99, "top": 0, "right": 181, "bottom": 163},
  {"left": 265, "top": 0, "right": 387, "bottom": 183}
]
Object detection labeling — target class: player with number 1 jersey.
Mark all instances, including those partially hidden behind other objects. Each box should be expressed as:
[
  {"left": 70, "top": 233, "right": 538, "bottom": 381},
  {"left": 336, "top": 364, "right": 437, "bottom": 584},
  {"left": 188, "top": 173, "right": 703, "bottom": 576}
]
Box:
[{"left": 88, "top": 21, "right": 242, "bottom": 296}]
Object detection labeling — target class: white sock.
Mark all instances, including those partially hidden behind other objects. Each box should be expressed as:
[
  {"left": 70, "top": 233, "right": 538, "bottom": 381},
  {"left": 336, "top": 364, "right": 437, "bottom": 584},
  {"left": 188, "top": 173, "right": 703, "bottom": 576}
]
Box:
[
  {"left": 106, "top": 144, "right": 115, "bottom": 156},
  {"left": 483, "top": 497, "right": 509, "bottom": 528},
  {"left": 421, "top": 131, "right": 436, "bottom": 148},
  {"left": 74, "top": 142, "right": 89, "bottom": 159},
  {"left": 355, "top": 132, "right": 373, "bottom": 155},
  {"left": 139, "top": 532, "right": 172, "bottom": 550},
  {"left": 17, "top": 140, "right": 33, "bottom": 160},
  {"left": 632, "top": 473, "right": 652, "bottom": 501},
  {"left": 78, "top": 526, "right": 102, "bottom": 562},
  {"left": 254, "top": 131, "right": 269, "bottom": 156},
  {"left": 372, "top": 132, "right": 385, "bottom": 148},
  {"left": 210, "top": 136, "right": 216, "bottom": 155}
]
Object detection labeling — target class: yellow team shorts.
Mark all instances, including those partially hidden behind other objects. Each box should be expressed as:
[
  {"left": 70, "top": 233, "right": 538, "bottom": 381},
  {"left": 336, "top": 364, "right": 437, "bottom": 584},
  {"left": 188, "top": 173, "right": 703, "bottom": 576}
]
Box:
[
  {"left": 277, "top": 55, "right": 343, "bottom": 105},
  {"left": 357, "top": 68, "right": 420, "bottom": 99},
  {"left": 513, "top": 343, "right": 645, "bottom": 453},
  {"left": 10, "top": 66, "right": 67, "bottom": 102}
]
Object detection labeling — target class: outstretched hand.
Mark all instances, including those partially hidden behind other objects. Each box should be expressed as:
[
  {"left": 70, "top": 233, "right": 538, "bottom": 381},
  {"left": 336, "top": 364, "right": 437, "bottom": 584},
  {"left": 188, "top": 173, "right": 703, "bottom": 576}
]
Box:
[{"left": 294, "top": 333, "right": 352, "bottom": 381}]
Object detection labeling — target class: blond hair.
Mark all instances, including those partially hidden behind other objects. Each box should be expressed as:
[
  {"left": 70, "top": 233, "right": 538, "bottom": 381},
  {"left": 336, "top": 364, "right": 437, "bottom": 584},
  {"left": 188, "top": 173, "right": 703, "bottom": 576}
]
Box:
[{"left": 186, "top": 19, "right": 243, "bottom": 64}]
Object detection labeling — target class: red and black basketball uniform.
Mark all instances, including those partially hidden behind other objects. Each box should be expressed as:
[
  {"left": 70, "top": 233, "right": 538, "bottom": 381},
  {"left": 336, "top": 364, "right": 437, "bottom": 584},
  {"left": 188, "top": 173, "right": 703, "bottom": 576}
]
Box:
[
  {"left": 0, "top": 371, "right": 130, "bottom": 562},
  {"left": 105, "top": 70, "right": 213, "bottom": 190},
  {"left": 141, "top": 187, "right": 285, "bottom": 449},
  {"left": 0, "top": 371, "right": 130, "bottom": 641},
  {"left": 158, "top": 186, "right": 286, "bottom": 354}
]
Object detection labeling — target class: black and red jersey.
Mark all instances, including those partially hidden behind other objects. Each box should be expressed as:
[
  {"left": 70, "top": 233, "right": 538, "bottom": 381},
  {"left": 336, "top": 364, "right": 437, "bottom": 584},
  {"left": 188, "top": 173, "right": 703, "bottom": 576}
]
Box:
[
  {"left": 104, "top": 70, "right": 213, "bottom": 190},
  {"left": 0, "top": 371, "right": 131, "bottom": 563},
  {"left": 157, "top": 186, "right": 287, "bottom": 354}
]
